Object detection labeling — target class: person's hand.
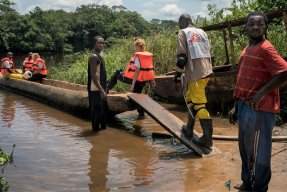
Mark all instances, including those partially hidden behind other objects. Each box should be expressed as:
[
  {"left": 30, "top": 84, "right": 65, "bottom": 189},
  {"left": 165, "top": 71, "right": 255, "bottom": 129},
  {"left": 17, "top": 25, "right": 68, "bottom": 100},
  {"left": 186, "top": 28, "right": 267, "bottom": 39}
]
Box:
[
  {"left": 100, "top": 89, "right": 107, "bottom": 101},
  {"left": 245, "top": 92, "right": 264, "bottom": 110},
  {"left": 173, "top": 72, "right": 182, "bottom": 91},
  {"left": 173, "top": 71, "right": 182, "bottom": 83},
  {"left": 228, "top": 106, "right": 237, "bottom": 124},
  {"left": 151, "top": 80, "right": 156, "bottom": 87},
  {"left": 15, "top": 69, "right": 22, "bottom": 74}
]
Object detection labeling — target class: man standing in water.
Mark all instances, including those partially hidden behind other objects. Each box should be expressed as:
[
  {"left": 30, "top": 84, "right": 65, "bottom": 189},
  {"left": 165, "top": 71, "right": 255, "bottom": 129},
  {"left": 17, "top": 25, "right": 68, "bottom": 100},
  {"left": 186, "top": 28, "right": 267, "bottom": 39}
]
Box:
[
  {"left": 174, "top": 14, "right": 214, "bottom": 148},
  {"left": 230, "top": 11, "right": 287, "bottom": 191},
  {"left": 87, "top": 36, "right": 108, "bottom": 132}
]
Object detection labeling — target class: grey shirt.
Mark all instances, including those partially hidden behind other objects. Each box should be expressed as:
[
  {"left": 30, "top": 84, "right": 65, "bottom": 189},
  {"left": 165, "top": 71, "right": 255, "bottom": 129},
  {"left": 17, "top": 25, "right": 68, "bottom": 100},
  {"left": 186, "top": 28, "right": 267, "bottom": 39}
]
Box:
[{"left": 177, "top": 27, "right": 213, "bottom": 82}]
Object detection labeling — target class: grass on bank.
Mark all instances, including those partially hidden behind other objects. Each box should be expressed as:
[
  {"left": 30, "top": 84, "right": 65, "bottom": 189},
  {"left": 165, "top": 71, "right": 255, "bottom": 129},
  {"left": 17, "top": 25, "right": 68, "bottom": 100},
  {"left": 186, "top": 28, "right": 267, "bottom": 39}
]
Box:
[{"left": 49, "top": 23, "right": 287, "bottom": 122}]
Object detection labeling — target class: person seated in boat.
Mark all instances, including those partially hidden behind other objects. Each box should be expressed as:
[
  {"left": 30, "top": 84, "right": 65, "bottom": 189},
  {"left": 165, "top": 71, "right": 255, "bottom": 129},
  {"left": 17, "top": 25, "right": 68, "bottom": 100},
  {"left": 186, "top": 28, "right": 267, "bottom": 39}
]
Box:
[
  {"left": 22, "top": 52, "right": 34, "bottom": 73},
  {"left": 1, "top": 52, "right": 16, "bottom": 75},
  {"left": 28, "top": 53, "right": 47, "bottom": 82}
]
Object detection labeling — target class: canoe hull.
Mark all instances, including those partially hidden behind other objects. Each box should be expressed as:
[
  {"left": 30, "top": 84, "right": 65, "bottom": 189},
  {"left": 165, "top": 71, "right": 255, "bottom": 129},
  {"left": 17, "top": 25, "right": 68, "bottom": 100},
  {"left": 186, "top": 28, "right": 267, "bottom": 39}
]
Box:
[
  {"left": 154, "top": 70, "right": 237, "bottom": 113},
  {"left": 0, "top": 78, "right": 133, "bottom": 118}
]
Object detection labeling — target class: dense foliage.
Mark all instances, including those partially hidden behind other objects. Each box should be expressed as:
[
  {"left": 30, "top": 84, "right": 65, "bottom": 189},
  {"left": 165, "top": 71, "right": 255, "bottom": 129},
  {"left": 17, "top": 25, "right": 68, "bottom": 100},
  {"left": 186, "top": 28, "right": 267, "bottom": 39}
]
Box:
[
  {"left": 1, "top": 0, "right": 287, "bottom": 121},
  {"left": 0, "top": 1, "right": 177, "bottom": 53},
  {"left": 0, "top": 144, "right": 15, "bottom": 192}
]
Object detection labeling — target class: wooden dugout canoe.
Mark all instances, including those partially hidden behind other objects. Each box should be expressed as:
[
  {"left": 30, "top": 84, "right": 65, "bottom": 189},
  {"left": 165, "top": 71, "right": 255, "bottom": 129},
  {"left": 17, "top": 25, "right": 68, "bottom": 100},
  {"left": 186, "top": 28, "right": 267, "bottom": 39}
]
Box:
[
  {"left": 0, "top": 78, "right": 133, "bottom": 118},
  {"left": 153, "top": 64, "right": 238, "bottom": 112}
]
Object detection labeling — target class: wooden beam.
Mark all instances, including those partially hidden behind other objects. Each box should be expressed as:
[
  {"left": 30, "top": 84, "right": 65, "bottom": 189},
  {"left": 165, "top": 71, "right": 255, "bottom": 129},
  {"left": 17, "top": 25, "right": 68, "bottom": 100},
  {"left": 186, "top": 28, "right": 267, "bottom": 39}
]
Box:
[
  {"left": 227, "top": 24, "right": 235, "bottom": 64},
  {"left": 201, "top": 8, "right": 287, "bottom": 31},
  {"left": 222, "top": 29, "right": 230, "bottom": 64}
]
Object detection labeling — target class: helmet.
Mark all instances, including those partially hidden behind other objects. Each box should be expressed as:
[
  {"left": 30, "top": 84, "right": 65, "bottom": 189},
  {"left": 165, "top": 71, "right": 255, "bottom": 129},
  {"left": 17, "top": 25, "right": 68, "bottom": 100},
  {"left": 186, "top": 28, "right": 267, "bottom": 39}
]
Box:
[
  {"left": 23, "top": 71, "right": 32, "bottom": 79},
  {"left": 7, "top": 52, "right": 13, "bottom": 57}
]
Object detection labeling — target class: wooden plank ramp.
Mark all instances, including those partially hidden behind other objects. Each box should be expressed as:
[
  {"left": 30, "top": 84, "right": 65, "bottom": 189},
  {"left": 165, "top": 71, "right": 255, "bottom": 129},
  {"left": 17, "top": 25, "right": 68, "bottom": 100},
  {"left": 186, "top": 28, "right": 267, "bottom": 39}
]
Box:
[{"left": 128, "top": 93, "right": 222, "bottom": 157}]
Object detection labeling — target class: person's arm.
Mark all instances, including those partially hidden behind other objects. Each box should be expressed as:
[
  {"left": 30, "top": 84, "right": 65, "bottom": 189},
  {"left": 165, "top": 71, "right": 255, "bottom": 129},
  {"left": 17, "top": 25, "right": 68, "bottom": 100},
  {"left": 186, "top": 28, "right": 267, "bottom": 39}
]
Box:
[
  {"left": 246, "top": 71, "right": 287, "bottom": 110},
  {"left": 176, "top": 30, "right": 188, "bottom": 73},
  {"left": 22, "top": 61, "right": 26, "bottom": 73},
  {"left": 89, "top": 54, "right": 107, "bottom": 100},
  {"left": 229, "top": 101, "right": 238, "bottom": 124},
  {"left": 173, "top": 30, "right": 188, "bottom": 87},
  {"left": 130, "top": 56, "right": 140, "bottom": 92},
  {"left": 32, "top": 62, "right": 43, "bottom": 74}
]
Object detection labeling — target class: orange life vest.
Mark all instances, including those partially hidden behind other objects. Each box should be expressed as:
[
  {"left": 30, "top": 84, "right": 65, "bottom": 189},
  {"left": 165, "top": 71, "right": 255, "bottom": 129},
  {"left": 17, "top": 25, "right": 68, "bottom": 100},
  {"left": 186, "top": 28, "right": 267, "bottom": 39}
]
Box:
[
  {"left": 23, "top": 57, "right": 34, "bottom": 72},
  {"left": 32, "top": 58, "right": 47, "bottom": 75},
  {"left": 123, "top": 51, "right": 155, "bottom": 82},
  {"left": 1, "top": 57, "right": 15, "bottom": 75}
]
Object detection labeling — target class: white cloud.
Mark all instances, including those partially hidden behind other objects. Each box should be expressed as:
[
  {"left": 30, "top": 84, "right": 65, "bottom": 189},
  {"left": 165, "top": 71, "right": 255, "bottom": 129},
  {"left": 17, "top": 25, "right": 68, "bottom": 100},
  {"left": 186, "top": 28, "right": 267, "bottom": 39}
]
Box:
[
  {"left": 159, "top": 4, "right": 184, "bottom": 20},
  {"left": 142, "top": 10, "right": 160, "bottom": 21},
  {"left": 142, "top": 2, "right": 155, "bottom": 8},
  {"left": 13, "top": 0, "right": 123, "bottom": 14},
  {"left": 193, "top": 0, "right": 231, "bottom": 18},
  {"left": 12, "top": 0, "right": 233, "bottom": 21},
  {"left": 96, "top": 0, "right": 123, "bottom": 6}
]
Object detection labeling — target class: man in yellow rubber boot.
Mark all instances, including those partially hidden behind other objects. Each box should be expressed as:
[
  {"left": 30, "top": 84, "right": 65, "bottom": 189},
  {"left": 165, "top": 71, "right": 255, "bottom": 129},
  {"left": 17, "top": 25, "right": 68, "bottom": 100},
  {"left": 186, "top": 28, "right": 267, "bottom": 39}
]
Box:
[{"left": 174, "top": 14, "right": 213, "bottom": 148}]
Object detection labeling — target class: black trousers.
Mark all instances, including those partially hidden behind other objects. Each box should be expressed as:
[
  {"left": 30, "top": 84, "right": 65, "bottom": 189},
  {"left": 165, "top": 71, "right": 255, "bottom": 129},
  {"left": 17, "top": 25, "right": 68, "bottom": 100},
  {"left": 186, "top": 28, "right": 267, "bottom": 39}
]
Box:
[
  {"left": 133, "top": 81, "right": 146, "bottom": 116},
  {"left": 28, "top": 74, "right": 46, "bottom": 82},
  {"left": 88, "top": 91, "right": 108, "bottom": 131}
]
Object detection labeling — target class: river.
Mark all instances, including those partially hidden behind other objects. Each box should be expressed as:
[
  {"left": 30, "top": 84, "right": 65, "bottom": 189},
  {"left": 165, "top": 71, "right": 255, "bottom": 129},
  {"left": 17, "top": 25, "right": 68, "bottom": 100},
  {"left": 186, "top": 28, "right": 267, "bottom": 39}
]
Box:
[{"left": 1, "top": 89, "right": 286, "bottom": 192}]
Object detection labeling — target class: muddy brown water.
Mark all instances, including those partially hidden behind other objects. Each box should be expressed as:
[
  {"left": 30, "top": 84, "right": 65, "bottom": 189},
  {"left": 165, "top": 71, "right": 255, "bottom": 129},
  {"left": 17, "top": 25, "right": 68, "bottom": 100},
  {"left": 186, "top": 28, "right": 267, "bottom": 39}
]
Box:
[{"left": 0, "top": 90, "right": 286, "bottom": 192}]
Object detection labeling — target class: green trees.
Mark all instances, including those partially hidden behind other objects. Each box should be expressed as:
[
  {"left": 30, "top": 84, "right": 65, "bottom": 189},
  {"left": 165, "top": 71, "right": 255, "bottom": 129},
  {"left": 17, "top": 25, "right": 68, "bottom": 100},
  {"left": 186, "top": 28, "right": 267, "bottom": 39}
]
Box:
[{"left": 0, "top": 2, "right": 153, "bottom": 53}]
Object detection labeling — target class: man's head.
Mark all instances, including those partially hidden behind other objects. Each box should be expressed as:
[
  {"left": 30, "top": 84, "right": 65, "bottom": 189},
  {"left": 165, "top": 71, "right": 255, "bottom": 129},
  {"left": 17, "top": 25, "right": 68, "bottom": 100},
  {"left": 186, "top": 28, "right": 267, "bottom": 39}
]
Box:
[
  {"left": 93, "top": 36, "right": 105, "bottom": 52},
  {"left": 178, "top": 14, "right": 193, "bottom": 29},
  {"left": 7, "top": 52, "right": 13, "bottom": 58},
  {"left": 28, "top": 52, "right": 33, "bottom": 58},
  {"left": 245, "top": 11, "right": 268, "bottom": 40}
]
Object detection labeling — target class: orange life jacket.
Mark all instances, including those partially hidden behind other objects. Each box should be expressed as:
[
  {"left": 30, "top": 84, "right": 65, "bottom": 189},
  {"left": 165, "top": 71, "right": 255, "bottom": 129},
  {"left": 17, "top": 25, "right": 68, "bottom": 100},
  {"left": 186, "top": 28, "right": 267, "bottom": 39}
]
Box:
[
  {"left": 1, "top": 57, "right": 15, "bottom": 75},
  {"left": 123, "top": 52, "right": 155, "bottom": 82},
  {"left": 32, "top": 58, "right": 47, "bottom": 75},
  {"left": 23, "top": 57, "right": 34, "bottom": 72}
]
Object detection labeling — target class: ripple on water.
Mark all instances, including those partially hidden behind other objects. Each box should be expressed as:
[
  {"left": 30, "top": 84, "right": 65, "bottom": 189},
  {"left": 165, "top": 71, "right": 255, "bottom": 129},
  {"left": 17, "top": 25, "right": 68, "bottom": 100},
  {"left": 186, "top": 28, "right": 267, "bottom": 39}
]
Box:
[{"left": 0, "top": 91, "right": 91, "bottom": 192}]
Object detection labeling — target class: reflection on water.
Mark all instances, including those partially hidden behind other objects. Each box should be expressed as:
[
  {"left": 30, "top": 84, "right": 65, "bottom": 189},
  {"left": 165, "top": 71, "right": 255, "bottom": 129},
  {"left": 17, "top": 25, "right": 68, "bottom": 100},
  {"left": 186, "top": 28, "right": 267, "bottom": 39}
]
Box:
[
  {"left": 1, "top": 94, "right": 16, "bottom": 128},
  {"left": 0, "top": 89, "right": 237, "bottom": 192}
]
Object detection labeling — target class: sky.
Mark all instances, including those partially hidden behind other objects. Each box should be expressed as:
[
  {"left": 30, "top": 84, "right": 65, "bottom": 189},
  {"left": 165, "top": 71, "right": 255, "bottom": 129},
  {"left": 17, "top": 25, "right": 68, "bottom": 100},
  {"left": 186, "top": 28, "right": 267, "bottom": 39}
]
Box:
[{"left": 12, "top": 0, "right": 232, "bottom": 21}]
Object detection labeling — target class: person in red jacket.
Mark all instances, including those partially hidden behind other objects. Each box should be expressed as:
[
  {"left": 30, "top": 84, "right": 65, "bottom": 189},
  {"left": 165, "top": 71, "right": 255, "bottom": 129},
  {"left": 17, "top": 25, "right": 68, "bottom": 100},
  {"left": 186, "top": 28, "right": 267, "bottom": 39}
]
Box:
[
  {"left": 28, "top": 53, "right": 47, "bottom": 82},
  {"left": 124, "top": 38, "right": 156, "bottom": 117},
  {"left": 22, "top": 52, "right": 34, "bottom": 73},
  {"left": 107, "top": 38, "right": 156, "bottom": 118},
  {"left": 1, "top": 52, "right": 15, "bottom": 75},
  {"left": 230, "top": 11, "right": 287, "bottom": 192}
]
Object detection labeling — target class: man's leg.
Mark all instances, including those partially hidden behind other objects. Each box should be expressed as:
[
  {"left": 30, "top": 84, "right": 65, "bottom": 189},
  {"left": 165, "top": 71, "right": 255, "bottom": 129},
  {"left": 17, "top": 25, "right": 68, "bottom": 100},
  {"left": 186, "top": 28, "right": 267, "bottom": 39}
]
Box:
[
  {"left": 236, "top": 100, "right": 253, "bottom": 190},
  {"left": 100, "top": 100, "right": 108, "bottom": 129},
  {"left": 28, "top": 74, "right": 46, "bottom": 82},
  {"left": 236, "top": 100, "right": 275, "bottom": 192},
  {"left": 88, "top": 91, "right": 101, "bottom": 131},
  {"left": 251, "top": 110, "right": 274, "bottom": 192},
  {"left": 133, "top": 81, "right": 146, "bottom": 117},
  {"left": 188, "top": 78, "right": 213, "bottom": 147}
]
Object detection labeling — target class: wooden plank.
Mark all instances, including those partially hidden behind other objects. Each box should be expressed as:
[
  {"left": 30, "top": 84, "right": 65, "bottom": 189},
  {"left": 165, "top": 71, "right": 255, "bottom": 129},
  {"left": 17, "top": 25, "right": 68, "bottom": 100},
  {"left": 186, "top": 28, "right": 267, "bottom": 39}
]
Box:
[
  {"left": 227, "top": 24, "right": 235, "bottom": 64},
  {"left": 128, "top": 93, "right": 222, "bottom": 157},
  {"left": 222, "top": 29, "right": 230, "bottom": 64},
  {"left": 201, "top": 8, "right": 287, "bottom": 31}
]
